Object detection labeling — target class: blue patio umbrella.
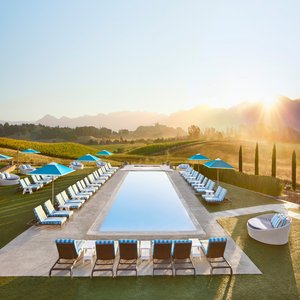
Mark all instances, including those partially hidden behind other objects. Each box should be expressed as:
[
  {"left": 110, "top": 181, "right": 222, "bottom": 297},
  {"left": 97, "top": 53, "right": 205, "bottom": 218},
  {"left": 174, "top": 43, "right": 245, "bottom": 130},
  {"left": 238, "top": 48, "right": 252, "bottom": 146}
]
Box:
[
  {"left": 0, "top": 154, "right": 13, "bottom": 160},
  {"left": 204, "top": 158, "right": 234, "bottom": 186},
  {"left": 77, "top": 154, "right": 100, "bottom": 162},
  {"left": 188, "top": 153, "right": 209, "bottom": 171},
  {"left": 21, "top": 148, "right": 41, "bottom": 154},
  {"left": 30, "top": 162, "right": 75, "bottom": 204},
  {"left": 97, "top": 150, "right": 113, "bottom": 156}
]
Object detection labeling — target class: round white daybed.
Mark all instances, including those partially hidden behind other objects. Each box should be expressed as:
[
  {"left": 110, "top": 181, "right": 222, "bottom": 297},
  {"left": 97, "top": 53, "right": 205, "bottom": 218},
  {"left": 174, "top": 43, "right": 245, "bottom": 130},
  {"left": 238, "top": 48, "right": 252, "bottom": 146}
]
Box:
[
  {"left": 247, "top": 213, "right": 292, "bottom": 245},
  {"left": 0, "top": 172, "right": 20, "bottom": 186}
]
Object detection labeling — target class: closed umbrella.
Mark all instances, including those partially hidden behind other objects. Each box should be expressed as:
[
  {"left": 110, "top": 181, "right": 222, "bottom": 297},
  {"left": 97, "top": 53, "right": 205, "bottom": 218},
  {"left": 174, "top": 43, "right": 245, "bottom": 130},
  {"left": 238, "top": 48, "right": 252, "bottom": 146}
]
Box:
[
  {"left": 30, "top": 162, "right": 75, "bottom": 204},
  {"left": 188, "top": 153, "right": 209, "bottom": 172},
  {"left": 204, "top": 158, "right": 234, "bottom": 186}
]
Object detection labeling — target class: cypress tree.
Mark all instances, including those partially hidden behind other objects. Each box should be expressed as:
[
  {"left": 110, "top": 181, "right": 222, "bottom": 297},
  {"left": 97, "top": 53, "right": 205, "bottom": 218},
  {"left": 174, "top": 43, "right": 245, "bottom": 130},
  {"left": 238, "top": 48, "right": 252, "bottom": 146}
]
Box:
[
  {"left": 239, "top": 145, "right": 243, "bottom": 172},
  {"left": 255, "top": 142, "right": 259, "bottom": 175},
  {"left": 271, "top": 144, "right": 276, "bottom": 177},
  {"left": 292, "top": 150, "right": 296, "bottom": 191}
]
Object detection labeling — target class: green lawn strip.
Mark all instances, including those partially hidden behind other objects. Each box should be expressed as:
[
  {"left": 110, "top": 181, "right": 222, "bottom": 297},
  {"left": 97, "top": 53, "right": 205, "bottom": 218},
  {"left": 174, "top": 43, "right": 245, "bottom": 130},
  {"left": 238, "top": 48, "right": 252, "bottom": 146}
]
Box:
[
  {"left": 198, "top": 182, "right": 280, "bottom": 213},
  {"left": 0, "top": 168, "right": 95, "bottom": 248},
  {"left": 218, "top": 212, "right": 300, "bottom": 299}
]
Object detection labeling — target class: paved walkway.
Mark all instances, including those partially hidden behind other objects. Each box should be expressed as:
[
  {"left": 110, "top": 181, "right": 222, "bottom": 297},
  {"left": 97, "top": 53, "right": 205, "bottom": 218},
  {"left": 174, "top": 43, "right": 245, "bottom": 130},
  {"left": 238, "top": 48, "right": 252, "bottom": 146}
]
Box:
[
  {"left": 211, "top": 202, "right": 300, "bottom": 220},
  {"left": 0, "top": 167, "right": 262, "bottom": 277}
]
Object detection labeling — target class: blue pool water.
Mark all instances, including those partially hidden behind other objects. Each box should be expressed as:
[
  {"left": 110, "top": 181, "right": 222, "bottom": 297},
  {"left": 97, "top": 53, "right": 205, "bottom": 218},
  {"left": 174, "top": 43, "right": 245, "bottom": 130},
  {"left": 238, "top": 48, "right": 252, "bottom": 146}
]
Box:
[{"left": 99, "top": 171, "right": 196, "bottom": 232}]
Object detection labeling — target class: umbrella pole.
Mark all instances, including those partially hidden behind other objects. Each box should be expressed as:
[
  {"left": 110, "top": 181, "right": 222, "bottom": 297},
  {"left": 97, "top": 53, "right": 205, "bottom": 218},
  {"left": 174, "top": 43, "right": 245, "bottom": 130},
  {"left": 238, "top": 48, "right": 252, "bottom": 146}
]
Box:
[
  {"left": 217, "top": 169, "right": 219, "bottom": 186},
  {"left": 52, "top": 177, "right": 55, "bottom": 205}
]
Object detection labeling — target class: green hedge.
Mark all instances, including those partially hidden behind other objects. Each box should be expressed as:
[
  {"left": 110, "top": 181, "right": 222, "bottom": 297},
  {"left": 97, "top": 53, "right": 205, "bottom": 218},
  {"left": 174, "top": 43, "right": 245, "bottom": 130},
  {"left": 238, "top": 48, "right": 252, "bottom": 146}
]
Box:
[{"left": 193, "top": 164, "right": 283, "bottom": 196}]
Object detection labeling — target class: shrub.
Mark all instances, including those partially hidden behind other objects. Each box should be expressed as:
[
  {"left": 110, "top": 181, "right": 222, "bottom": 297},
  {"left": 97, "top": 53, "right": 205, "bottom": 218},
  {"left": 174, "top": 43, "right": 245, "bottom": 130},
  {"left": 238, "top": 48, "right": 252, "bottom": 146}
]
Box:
[{"left": 197, "top": 164, "right": 283, "bottom": 196}]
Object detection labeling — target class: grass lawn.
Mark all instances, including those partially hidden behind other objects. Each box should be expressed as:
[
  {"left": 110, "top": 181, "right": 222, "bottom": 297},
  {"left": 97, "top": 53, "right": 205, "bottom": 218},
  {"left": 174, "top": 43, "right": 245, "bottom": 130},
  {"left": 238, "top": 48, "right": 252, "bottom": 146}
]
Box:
[
  {"left": 198, "top": 182, "right": 281, "bottom": 213},
  {"left": 0, "top": 168, "right": 95, "bottom": 248},
  {"left": 1, "top": 212, "right": 299, "bottom": 299}
]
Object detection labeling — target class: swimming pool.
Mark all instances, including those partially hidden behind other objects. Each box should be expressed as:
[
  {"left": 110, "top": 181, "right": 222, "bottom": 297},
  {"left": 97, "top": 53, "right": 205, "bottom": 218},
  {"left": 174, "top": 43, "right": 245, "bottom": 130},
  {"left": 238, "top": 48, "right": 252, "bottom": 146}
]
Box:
[{"left": 98, "top": 171, "right": 196, "bottom": 232}]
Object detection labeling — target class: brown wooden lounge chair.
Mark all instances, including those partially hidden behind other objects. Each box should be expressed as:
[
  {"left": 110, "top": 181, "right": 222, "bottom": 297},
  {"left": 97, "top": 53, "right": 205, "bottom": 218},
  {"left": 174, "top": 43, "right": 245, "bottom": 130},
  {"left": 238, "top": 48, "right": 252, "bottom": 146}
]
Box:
[
  {"left": 91, "top": 240, "right": 116, "bottom": 278},
  {"left": 153, "top": 240, "right": 173, "bottom": 276},
  {"left": 200, "top": 237, "right": 232, "bottom": 275},
  {"left": 116, "top": 240, "right": 138, "bottom": 277},
  {"left": 49, "top": 239, "right": 85, "bottom": 278},
  {"left": 172, "top": 240, "right": 195, "bottom": 276}
]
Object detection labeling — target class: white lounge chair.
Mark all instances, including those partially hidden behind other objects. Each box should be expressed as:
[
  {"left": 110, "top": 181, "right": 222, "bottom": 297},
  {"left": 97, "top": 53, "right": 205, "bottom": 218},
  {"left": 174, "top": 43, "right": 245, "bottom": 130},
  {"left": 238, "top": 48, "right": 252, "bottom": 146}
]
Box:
[
  {"left": 204, "top": 188, "right": 227, "bottom": 203},
  {"left": 195, "top": 180, "right": 215, "bottom": 193},
  {"left": 34, "top": 205, "right": 67, "bottom": 227},
  {"left": 44, "top": 200, "right": 74, "bottom": 219}
]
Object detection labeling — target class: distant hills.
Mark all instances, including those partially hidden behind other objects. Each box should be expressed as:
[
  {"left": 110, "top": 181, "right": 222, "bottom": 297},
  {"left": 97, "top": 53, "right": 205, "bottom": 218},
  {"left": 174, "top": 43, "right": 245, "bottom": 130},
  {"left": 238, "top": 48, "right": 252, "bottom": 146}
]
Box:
[{"left": 2, "top": 97, "right": 300, "bottom": 132}]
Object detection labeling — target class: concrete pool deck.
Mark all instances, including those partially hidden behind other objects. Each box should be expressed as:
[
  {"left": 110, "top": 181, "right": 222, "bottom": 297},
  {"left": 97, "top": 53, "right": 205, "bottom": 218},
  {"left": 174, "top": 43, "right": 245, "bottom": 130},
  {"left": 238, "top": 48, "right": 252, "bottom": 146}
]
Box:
[{"left": 0, "top": 166, "right": 262, "bottom": 277}]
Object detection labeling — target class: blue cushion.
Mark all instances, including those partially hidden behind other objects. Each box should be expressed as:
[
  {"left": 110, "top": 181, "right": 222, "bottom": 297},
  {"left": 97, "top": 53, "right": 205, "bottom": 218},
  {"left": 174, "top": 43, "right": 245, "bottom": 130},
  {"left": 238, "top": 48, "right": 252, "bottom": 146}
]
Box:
[
  {"left": 271, "top": 214, "right": 282, "bottom": 228},
  {"left": 119, "top": 239, "right": 137, "bottom": 244},
  {"left": 173, "top": 239, "right": 191, "bottom": 244},
  {"left": 41, "top": 219, "right": 63, "bottom": 225},
  {"left": 96, "top": 240, "right": 114, "bottom": 245},
  {"left": 153, "top": 239, "right": 172, "bottom": 244},
  {"left": 208, "top": 237, "right": 227, "bottom": 243},
  {"left": 56, "top": 239, "right": 75, "bottom": 244}
]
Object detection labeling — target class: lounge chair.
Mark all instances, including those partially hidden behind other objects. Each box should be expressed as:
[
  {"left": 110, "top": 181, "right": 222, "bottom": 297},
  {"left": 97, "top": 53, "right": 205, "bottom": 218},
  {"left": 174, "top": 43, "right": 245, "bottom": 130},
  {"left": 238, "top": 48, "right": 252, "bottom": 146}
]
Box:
[
  {"left": 188, "top": 174, "right": 204, "bottom": 185},
  {"left": 61, "top": 190, "right": 85, "bottom": 204},
  {"left": 19, "top": 178, "right": 42, "bottom": 194},
  {"left": 55, "top": 193, "right": 83, "bottom": 210},
  {"left": 91, "top": 240, "right": 116, "bottom": 278},
  {"left": 183, "top": 169, "right": 197, "bottom": 180},
  {"left": 204, "top": 188, "right": 228, "bottom": 203},
  {"left": 24, "top": 177, "right": 43, "bottom": 189},
  {"left": 76, "top": 181, "right": 96, "bottom": 194},
  {"left": 192, "top": 176, "right": 208, "bottom": 188},
  {"left": 67, "top": 186, "right": 90, "bottom": 200},
  {"left": 103, "top": 164, "right": 115, "bottom": 175},
  {"left": 172, "top": 240, "right": 195, "bottom": 276},
  {"left": 185, "top": 171, "right": 199, "bottom": 182},
  {"left": 49, "top": 239, "right": 85, "bottom": 277},
  {"left": 195, "top": 180, "right": 215, "bottom": 193},
  {"left": 200, "top": 237, "right": 232, "bottom": 275},
  {"left": 179, "top": 166, "right": 192, "bottom": 176},
  {"left": 44, "top": 200, "right": 74, "bottom": 219},
  {"left": 98, "top": 168, "right": 111, "bottom": 179},
  {"left": 152, "top": 240, "right": 173, "bottom": 276},
  {"left": 81, "top": 179, "right": 99, "bottom": 191},
  {"left": 247, "top": 213, "right": 292, "bottom": 245},
  {"left": 88, "top": 173, "right": 106, "bottom": 185},
  {"left": 84, "top": 177, "right": 101, "bottom": 189},
  {"left": 202, "top": 186, "right": 222, "bottom": 200},
  {"left": 34, "top": 205, "right": 67, "bottom": 227},
  {"left": 31, "top": 175, "right": 49, "bottom": 186},
  {"left": 107, "top": 162, "right": 119, "bottom": 172},
  {"left": 116, "top": 240, "right": 138, "bottom": 277}
]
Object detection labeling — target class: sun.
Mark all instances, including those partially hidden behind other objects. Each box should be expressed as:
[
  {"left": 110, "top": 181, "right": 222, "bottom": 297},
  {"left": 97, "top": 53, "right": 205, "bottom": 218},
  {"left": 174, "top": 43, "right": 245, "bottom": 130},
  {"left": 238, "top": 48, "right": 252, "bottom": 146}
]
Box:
[{"left": 262, "top": 97, "right": 278, "bottom": 109}]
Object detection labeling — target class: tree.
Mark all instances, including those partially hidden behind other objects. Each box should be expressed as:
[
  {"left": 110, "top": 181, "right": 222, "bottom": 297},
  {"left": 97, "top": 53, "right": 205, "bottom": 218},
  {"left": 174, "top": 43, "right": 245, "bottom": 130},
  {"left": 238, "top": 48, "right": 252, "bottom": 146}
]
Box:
[
  {"left": 255, "top": 142, "right": 259, "bottom": 175},
  {"left": 271, "top": 144, "right": 276, "bottom": 177},
  {"left": 188, "top": 125, "right": 201, "bottom": 139},
  {"left": 292, "top": 150, "right": 296, "bottom": 191},
  {"left": 239, "top": 145, "right": 243, "bottom": 172}
]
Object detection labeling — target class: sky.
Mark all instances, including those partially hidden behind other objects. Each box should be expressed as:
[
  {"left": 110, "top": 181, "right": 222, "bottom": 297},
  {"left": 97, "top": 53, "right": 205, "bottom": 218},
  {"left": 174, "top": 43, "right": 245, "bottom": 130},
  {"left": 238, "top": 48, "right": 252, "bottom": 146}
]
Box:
[{"left": 1, "top": 0, "right": 300, "bottom": 121}]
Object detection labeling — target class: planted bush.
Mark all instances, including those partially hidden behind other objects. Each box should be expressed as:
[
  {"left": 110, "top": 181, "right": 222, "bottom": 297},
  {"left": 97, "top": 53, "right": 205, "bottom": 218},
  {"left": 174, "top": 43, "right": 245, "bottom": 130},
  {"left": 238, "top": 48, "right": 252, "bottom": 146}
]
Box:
[{"left": 197, "top": 164, "right": 282, "bottom": 196}]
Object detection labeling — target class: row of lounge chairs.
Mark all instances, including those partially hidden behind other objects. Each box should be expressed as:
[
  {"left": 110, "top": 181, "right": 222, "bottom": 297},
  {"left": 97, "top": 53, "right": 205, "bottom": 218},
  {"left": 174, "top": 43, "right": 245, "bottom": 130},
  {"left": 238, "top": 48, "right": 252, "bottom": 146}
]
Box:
[
  {"left": 180, "top": 167, "right": 228, "bottom": 203},
  {"left": 50, "top": 237, "right": 232, "bottom": 278},
  {"left": 33, "top": 165, "right": 119, "bottom": 226}
]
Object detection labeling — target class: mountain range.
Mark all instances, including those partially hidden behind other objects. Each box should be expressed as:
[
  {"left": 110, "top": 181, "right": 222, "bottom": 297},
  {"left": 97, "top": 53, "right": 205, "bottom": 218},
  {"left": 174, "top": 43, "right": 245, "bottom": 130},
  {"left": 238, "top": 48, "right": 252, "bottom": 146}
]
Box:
[{"left": 3, "top": 97, "right": 300, "bottom": 132}]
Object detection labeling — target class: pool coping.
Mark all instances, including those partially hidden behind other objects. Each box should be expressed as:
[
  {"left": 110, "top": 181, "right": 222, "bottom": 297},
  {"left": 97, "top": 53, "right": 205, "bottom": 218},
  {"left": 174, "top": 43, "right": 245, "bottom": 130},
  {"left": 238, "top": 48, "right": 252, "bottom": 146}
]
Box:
[{"left": 87, "top": 169, "right": 205, "bottom": 239}]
